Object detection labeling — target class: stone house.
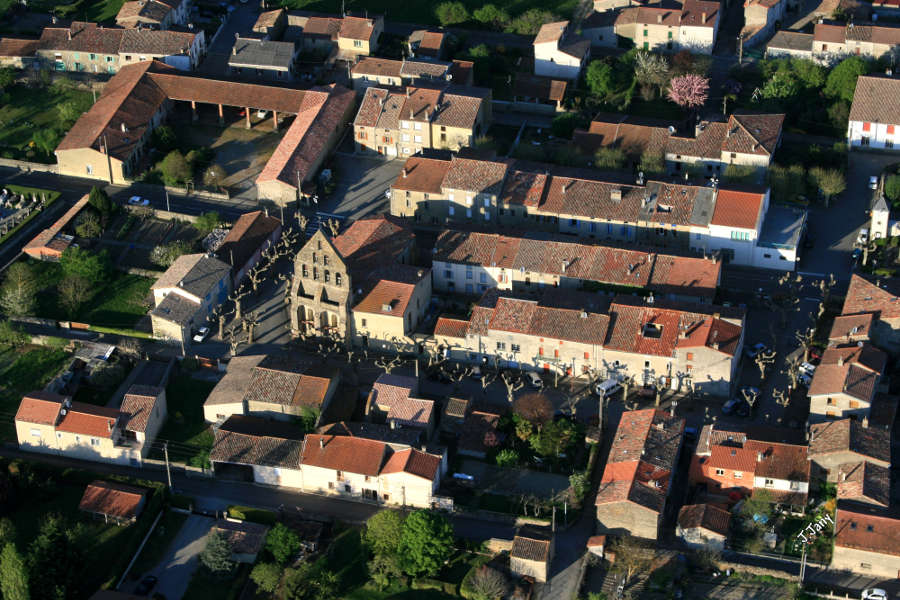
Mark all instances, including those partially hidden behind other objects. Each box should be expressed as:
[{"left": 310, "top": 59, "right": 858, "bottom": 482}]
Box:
[
  {"left": 116, "top": 0, "right": 190, "bottom": 29},
  {"left": 847, "top": 76, "right": 900, "bottom": 152},
  {"left": 832, "top": 508, "right": 900, "bottom": 578},
  {"left": 677, "top": 503, "right": 730, "bottom": 549},
  {"left": 209, "top": 415, "right": 305, "bottom": 487},
  {"left": 510, "top": 530, "right": 554, "bottom": 582},
  {"left": 216, "top": 210, "right": 282, "bottom": 287},
  {"left": 614, "top": 0, "right": 720, "bottom": 53},
  {"left": 119, "top": 384, "right": 167, "bottom": 457},
  {"left": 841, "top": 273, "right": 900, "bottom": 353},
  {"left": 807, "top": 343, "right": 887, "bottom": 422},
  {"left": 808, "top": 418, "right": 891, "bottom": 479},
  {"left": 533, "top": 21, "right": 589, "bottom": 79}
]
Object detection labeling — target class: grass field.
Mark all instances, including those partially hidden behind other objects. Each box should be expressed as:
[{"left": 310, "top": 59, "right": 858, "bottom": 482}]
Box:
[
  {"left": 28, "top": 259, "right": 153, "bottom": 328},
  {"left": 0, "top": 84, "right": 93, "bottom": 162},
  {"left": 4, "top": 0, "right": 126, "bottom": 21},
  {"left": 0, "top": 345, "right": 71, "bottom": 439},
  {"left": 278, "top": 0, "right": 578, "bottom": 27},
  {"left": 153, "top": 374, "right": 217, "bottom": 467}
]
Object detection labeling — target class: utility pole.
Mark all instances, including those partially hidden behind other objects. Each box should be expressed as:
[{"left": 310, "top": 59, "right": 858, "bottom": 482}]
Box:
[
  {"left": 737, "top": 34, "right": 743, "bottom": 65},
  {"left": 799, "top": 545, "right": 807, "bottom": 583},
  {"left": 163, "top": 442, "right": 173, "bottom": 490},
  {"left": 165, "top": 190, "right": 170, "bottom": 213}
]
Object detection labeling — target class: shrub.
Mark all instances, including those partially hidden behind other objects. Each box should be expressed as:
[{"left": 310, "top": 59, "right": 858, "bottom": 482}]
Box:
[
  {"left": 885, "top": 174, "right": 900, "bottom": 202},
  {"left": 411, "top": 578, "right": 444, "bottom": 591},
  {"left": 495, "top": 449, "right": 518, "bottom": 468}
]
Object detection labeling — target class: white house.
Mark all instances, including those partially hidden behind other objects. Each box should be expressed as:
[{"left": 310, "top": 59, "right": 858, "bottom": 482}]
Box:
[
  {"left": 533, "top": 21, "right": 589, "bottom": 80},
  {"left": 677, "top": 503, "right": 730, "bottom": 550},
  {"left": 209, "top": 415, "right": 305, "bottom": 488},
  {"left": 848, "top": 75, "right": 900, "bottom": 151}
]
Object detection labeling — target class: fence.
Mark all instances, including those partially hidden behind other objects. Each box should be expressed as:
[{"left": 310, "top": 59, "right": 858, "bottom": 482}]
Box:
[{"left": 0, "top": 158, "right": 57, "bottom": 173}]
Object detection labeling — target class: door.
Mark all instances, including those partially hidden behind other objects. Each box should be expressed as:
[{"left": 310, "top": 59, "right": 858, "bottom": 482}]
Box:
[{"left": 386, "top": 145, "right": 397, "bottom": 157}]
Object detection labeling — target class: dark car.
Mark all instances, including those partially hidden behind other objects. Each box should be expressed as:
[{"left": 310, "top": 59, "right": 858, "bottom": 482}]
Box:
[
  {"left": 135, "top": 575, "right": 158, "bottom": 596},
  {"left": 426, "top": 368, "right": 452, "bottom": 384}
]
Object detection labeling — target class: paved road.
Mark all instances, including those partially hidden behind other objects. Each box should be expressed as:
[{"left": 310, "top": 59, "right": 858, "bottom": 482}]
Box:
[
  {"left": 129, "top": 514, "right": 214, "bottom": 600},
  {"left": 197, "top": 3, "right": 261, "bottom": 77},
  {"left": 320, "top": 153, "right": 404, "bottom": 220}
]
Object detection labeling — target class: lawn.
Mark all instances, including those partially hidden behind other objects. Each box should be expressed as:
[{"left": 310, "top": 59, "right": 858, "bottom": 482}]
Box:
[
  {"left": 0, "top": 344, "right": 70, "bottom": 439},
  {"left": 276, "top": 0, "right": 579, "bottom": 28},
  {"left": 28, "top": 259, "right": 153, "bottom": 328},
  {"left": 129, "top": 510, "right": 189, "bottom": 578},
  {"left": 18, "top": 0, "right": 125, "bottom": 21},
  {"left": 0, "top": 84, "right": 93, "bottom": 162},
  {"left": 152, "top": 373, "right": 217, "bottom": 467}
]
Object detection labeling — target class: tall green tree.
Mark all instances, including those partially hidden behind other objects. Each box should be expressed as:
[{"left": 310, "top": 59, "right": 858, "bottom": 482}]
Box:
[
  {"left": 200, "top": 531, "right": 234, "bottom": 576},
  {"left": 194, "top": 211, "right": 222, "bottom": 235},
  {"left": 160, "top": 150, "right": 191, "bottom": 185},
  {"left": 0, "top": 543, "right": 29, "bottom": 600},
  {"left": 0, "top": 262, "right": 37, "bottom": 317},
  {"left": 60, "top": 247, "right": 110, "bottom": 284},
  {"left": 505, "top": 9, "right": 557, "bottom": 35},
  {"left": 364, "top": 510, "right": 405, "bottom": 557},
  {"left": 529, "top": 419, "right": 577, "bottom": 457},
  {"left": 594, "top": 147, "right": 626, "bottom": 170},
  {"left": 435, "top": 1, "right": 469, "bottom": 25},
  {"left": 472, "top": 4, "right": 509, "bottom": 29},
  {"left": 250, "top": 562, "right": 281, "bottom": 593},
  {"left": 824, "top": 56, "right": 870, "bottom": 102},
  {"left": 809, "top": 166, "right": 846, "bottom": 207},
  {"left": 27, "top": 515, "right": 85, "bottom": 600},
  {"left": 87, "top": 186, "right": 113, "bottom": 217},
  {"left": 265, "top": 523, "right": 301, "bottom": 565},
  {"left": 0, "top": 67, "right": 15, "bottom": 92},
  {"left": 585, "top": 60, "right": 615, "bottom": 99},
  {"left": 399, "top": 510, "right": 454, "bottom": 577}
]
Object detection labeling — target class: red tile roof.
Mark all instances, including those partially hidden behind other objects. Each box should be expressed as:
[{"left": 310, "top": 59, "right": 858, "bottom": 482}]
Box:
[
  {"left": 0, "top": 36, "right": 39, "bottom": 58},
  {"left": 837, "top": 461, "right": 891, "bottom": 507},
  {"left": 842, "top": 273, "right": 900, "bottom": 320},
  {"left": 392, "top": 156, "right": 452, "bottom": 194},
  {"left": 79, "top": 480, "right": 146, "bottom": 519},
  {"left": 807, "top": 343, "right": 886, "bottom": 400},
  {"left": 828, "top": 313, "right": 874, "bottom": 342},
  {"left": 353, "top": 275, "right": 423, "bottom": 316},
  {"left": 511, "top": 534, "right": 552, "bottom": 561},
  {"left": 381, "top": 448, "right": 441, "bottom": 480},
  {"left": 339, "top": 15, "right": 378, "bottom": 41},
  {"left": 300, "top": 434, "right": 387, "bottom": 476},
  {"left": 809, "top": 418, "right": 891, "bottom": 465},
  {"left": 849, "top": 75, "right": 900, "bottom": 127},
  {"left": 16, "top": 391, "right": 66, "bottom": 425},
  {"left": 217, "top": 210, "right": 281, "bottom": 271},
  {"left": 710, "top": 189, "right": 764, "bottom": 229},
  {"left": 434, "top": 316, "right": 469, "bottom": 339},
  {"left": 678, "top": 503, "right": 731, "bottom": 535},
  {"left": 57, "top": 402, "right": 122, "bottom": 438},
  {"left": 596, "top": 409, "right": 685, "bottom": 512},
  {"left": 120, "top": 384, "right": 162, "bottom": 433},
  {"left": 835, "top": 508, "right": 900, "bottom": 557}
]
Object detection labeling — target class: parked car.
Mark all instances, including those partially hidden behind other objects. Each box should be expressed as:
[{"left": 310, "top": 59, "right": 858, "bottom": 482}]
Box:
[
  {"left": 868, "top": 176, "right": 879, "bottom": 190},
  {"left": 799, "top": 362, "right": 816, "bottom": 375},
  {"left": 744, "top": 343, "right": 767, "bottom": 359},
  {"left": 722, "top": 397, "right": 743, "bottom": 415},
  {"left": 192, "top": 326, "right": 210, "bottom": 343},
  {"left": 862, "top": 589, "right": 888, "bottom": 600},
  {"left": 257, "top": 109, "right": 269, "bottom": 119},
  {"left": 128, "top": 195, "right": 149, "bottom": 206},
  {"left": 594, "top": 378, "right": 621, "bottom": 398},
  {"left": 135, "top": 575, "right": 158, "bottom": 596},
  {"left": 857, "top": 228, "right": 869, "bottom": 245},
  {"left": 526, "top": 371, "right": 543, "bottom": 389},
  {"left": 799, "top": 373, "right": 812, "bottom": 387},
  {"left": 851, "top": 248, "right": 862, "bottom": 264}
]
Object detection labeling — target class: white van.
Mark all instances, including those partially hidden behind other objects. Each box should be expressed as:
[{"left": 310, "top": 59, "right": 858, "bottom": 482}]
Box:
[{"left": 594, "top": 378, "right": 622, "bottom": 398}]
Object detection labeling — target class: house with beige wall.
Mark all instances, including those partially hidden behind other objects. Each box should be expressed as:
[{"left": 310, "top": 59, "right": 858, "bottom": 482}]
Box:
[
  {"left": 350, "top": 57, "right": 468, "bottom": 93},
  {"left": 336, "top": 15, "right": 383, "bottom": 57},
  {"left": 353, "top": 85, "right": 491, "bottom": 159},
  {"left": 808, "top": 418, "right": 892, "bottom": 479},
  {"left": 434, "top": 290, "right": 744, "bottom": 396},
  {"left": 832, "top": 509, "right": 900, "bottom": 578},
  {"left": 841, "top": 273, "right": 900, "bottom": 353},
  {"left": 813, "top": 21, "right": 900, "bottom": 64},
  {"left": 510, "top": 531, "right": 554, "bottom": 582},
  {"left": 116, "top": 0, "right": 190, "bottom": 29},
  {"left": 209, "top": 415, "right": 305, "bottom": 488},
  {"left": 119, "top": 385, "right": 167, "bottom": 457},
  {"left": 807, "top": 343, "right": 887, "bottom": 422},
  {"left": 150, "top": 253, "right": 232, "bottom": 347},
  {"left": 614, "top": 0, "right": 721, "bottom": 53},
  {"left": 15, "top": 391, "right": 143, "bottom": 466},
  {"left": 533, "top": 21, "right": 589, "bottom": 79},
  {"left": 677, "top": 503, "right": 730, "bottom": 550}
]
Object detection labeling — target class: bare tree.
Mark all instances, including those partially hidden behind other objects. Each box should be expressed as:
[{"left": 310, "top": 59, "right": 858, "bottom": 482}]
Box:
[
  {"left": 244, "top": 311, "right": 260, "bottom": 345},
  {"left": 741, "top": 387, "right": 760, "bottom": 412},
  {"left": 324, "top": 218, "right": 341, "bottom": 237},
  {"left": 229, "top": 284, "right": 251, "bottom": 321},
  {"left": 777, "top": 272, "right": 803, "bottom": 326},
  {"left": 316, "top": 337, "right": 342, "bottom": 364},
  {"left": 117, "top": 337, "right": 142, "bottom": 360},
  {"left": 773, "top": 388, "right": 789, "bottom": 409},
  {"left": 784, "top": 355, "right": 801, "bottom": 390},
  {"left": 621, "top": 374, "right": 634, "bottom": 408},
  {"left": 795, "top": 327, "right": 815, "bottom": 362},
  {"left": 500, "top": 370, "right": 524, "bottom": 403},
  {"left": 375, "top": 353, "right": 404, "bottom": 374},
  {"left": 246, "top": 262, "right": 268, "bottom": 294},
  {"left": 445, "top": 364, "right": 472, "bottom": 390},
  {"left": 609, "top": 537, "right": 655, "bottom": 588},
  {"left": 862, "top": 239, "right": 878, "bottom": 267},
  {"left": 296, "top": 212, "right": 308, "bottom": 233},
  {"left": 815, "top": 273, "right": 836, "bottom": 308},
  {"left": 211, "top": 304, "right": 231, "bottom": 339},
  {"left": 755, "top": 349, "right": 776, "bottom": 380},
  {"left": 225, "top": 324, "right": 245, "bottom": 355}
]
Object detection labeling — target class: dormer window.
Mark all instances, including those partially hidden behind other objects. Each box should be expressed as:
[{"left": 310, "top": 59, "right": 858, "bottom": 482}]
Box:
[{"left": 642, "top": 323, "right": 663, "bottom": 338}]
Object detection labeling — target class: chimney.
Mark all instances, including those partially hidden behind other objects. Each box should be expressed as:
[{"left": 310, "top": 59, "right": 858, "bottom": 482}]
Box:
[
  {"left": 319, "top": 437, "right": 324, "bottom": 448},
  {"left": 562, "top": 260, "right": 568, "bottom": 272},
  {"left": 402, "top": 168, "right": 408, "bottom": 178},
  {"left": 409, "top": 109, "right": 413, "bottom": 119},
  {"left": 611, "top": 188, "right": 622, "bottom": 202},
  {"left": 67, "top": 29, "right": 72, "bottom": 40},
  {"left": 264, "top": 207, "right": 269, "bottom": 217},
  {"left": 862, "top": 416, "right": 869, "bottom": 428},
  {"left": 837, "top": 355, "right": 844, "bottom": 366},
  {"left": 702, "top": 11, "right": 707, "bottom": 23},
  {"left": 121, "top": 122, "right": 127, "bottom": 132},
  {"left": 562, "top": 181, "right": 570, "bottom": 194},
  {"left": 757, "top": 451, "right": 763, "bottom": 462},
  {"left": 657, "top": 13, "right": 662, "bottom": 22},
  {"left": 840, "top": 470, "right": 846, "bottom": 481}
]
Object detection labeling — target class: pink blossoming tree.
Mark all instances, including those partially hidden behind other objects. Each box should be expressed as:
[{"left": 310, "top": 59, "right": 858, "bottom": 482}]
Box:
[{"left": 667, "top": 74, "right": 710, "bottom": 109}]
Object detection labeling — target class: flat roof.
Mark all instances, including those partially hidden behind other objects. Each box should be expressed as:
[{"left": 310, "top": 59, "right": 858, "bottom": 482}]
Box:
[{"left": 759, "top": 204, "right": 807, "bottom": 249}]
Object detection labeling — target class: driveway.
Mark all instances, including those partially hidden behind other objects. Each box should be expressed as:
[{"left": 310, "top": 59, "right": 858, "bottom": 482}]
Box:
[
  {"left": 798, "top": 151, "right": 897, "bottom": 279},
  {"left": 320, "top": 154, "right": 405, "bottom": 220},
  {"left": 132, "top": 514, "right": 215, "bottom": 600},
  {"left": 197, "top": 3, "right": 260, "bottom": 77},
  {"left": 459, "top": 460, "right": 570, "bottom": 499}
]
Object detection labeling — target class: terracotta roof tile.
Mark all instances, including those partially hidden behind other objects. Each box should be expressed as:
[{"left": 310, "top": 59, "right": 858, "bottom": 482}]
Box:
[
  {"left": 353, "top": 273, "right": 424, "bottom": 316},
  {"left": 434, "top": 316, "right": 469, "bottom": 339},
  {"left": 807, "top": 343, "right": 886, "bottom": 400},
  {"left": 837, "top": 461, "right": 891, "bottom": 506},
  {"left": 511, "top": 535, "right": 551, "bottom": 561},
  {"left": 391, "top": 156, "right": 452, "bottom": 194},
  {"left": 210, "top": 415, "right": 305, "bottom": 468},
  {"left": 534, "top": 21, "right": 569, "bottom": 44},
  {"left": 56, "top": 402, "right": 122, "bottom": 438},
  {"left": 217, "top": 210, "right": 281, "bottom": 271},
  {"left": 339, "top": 16, "right": 378, "bottom": 41},
  {"left": 300, "top": 434, "right": 387, "bottom": 476},
  {"left": 79, "top": 480, "right": 146, "bottom": 519},
  {"left": 513, "top": 73, "right": 567, "bottom": 103},
  {"left": 0, "top": 36, "right": 40, "bottom": 58},
  {"left": 16, "top": 391, "right": 65, "bottom": 425},
  {"left": 842, "top": 273, "right": 900, "bottom": 319},
  {"left": 809, "top": 418, "right": 891, "bottom": 464},
  {"left": 828, "top": 313, "right": 874, "bottom": 342},
  {"left": 835, "top": 508, "right": 900, "bottom": 557},
  {"left": 39, "top": 22, "right": 124, "bottom": 54},
  {"left": 711, "top": 189, "right": 764, "bottom": 229},
  {"left": 381, "top": 448, "right": 441, "bottom": 480},
  {"left": 120, "top": 384, "right": 162, "bottom": 433},
  {"left": 678, "top": 503, "right": 731, "bottom": 535},
  {"left": 119, "top": 29, "right": 198, "bottom": 55}
]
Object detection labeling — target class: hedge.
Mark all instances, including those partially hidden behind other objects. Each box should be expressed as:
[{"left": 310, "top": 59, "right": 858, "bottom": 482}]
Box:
[{"left": 227, "top": 505, "right": 277, "bottom": 525}]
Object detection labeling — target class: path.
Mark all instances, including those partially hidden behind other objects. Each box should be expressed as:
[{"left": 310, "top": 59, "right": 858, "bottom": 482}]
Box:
[{"left": 129, "top": 515, "right": 214, "bottom": 600}]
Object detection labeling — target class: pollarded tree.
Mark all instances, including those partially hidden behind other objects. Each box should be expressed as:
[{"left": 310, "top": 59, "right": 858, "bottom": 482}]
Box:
[
  {"left": 667, "top": 74, "right": 709, "bottom": 109},
  {"left": 809, "top": 166, "right": 846, "bottom": 208},
  {"left": 399, "top": 510, "right": 454, "bottom": 578}
]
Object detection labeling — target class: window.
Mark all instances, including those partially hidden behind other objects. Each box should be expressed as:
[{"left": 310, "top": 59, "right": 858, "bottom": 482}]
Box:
[
  {"left": 401, "top": 133, "right": 410, "bottom": 142},
  {"left": 465, "top": 283, "right": 473, "bottom": 293},
  {"left": 496, "top": 341, "right": 506, "bottom": 350},
  {"left": 328, "top": 482, "right": 334, "bottom": 489},
  {"left": 445, "top": 270, "right": 453, "bottom": 279},
  {"left": 849, "top": 400, "right": 859, "bottom": 408},
  {"left": 822, "top": 43, "right": 828, "bottom": 51},
  {"left": 466, "top": 270, "right": 473, "bottom": 280},
  {"left": 106, "top": 56, "right": 113, "bottom": 62},
  {"left": 414, "top": 135, "right": 422, "bottom": 143},
  {"left": 90, "top": 438, "right": 100, "bottom": 447},
  {"left": 643, "top": 29, "right": 648, "bottom": 36},
  {"left": 90, "top": 53, "right": 96, "bottom": 60},
  {"left": 584, "top": 352, "right": 590, "bottom": 359},
  {"left": 323, "top": 255, "right": 328, "bottom": 266},
  {"left": 511, "top": 344, "right": 521, "bottom": 352},
  {"left": 686, "top": 352, "right": 694, "bottom": 361},
  {"left": 861, "top": 136, "right": 870, "bottom": 146},
  {"left": 86, "top": 164, "right": 93, "bottom": 175},
  {"left": 734, "top": 471, "right": 742, "bottom": 478},
  {"left": 364, "top": 476, "right": 370, "bottom": 482},
  {"left": 479, "top": 273, "right": 487, "bottom": 283},
  {"left": 888, "top": 125, "right": 895, "bottom": 135},
  {"left": 484, "top": 197, "right": 490, "bottom": 207},
  {"left": 715, "top": 469, "right": 725, "bottom": 476},
  {"left": 449, "top": 206, "right": 455, "bottom": 215},
  {"left": 335, "top": 273, "right": 342, "bottom": 286},
  {"left": 302, "top": 265, "right": 308, "bottom": 277},
  {"left": 765, "top": 478, "right": 774, "bottom": 487},
  {"left": 826, "top": 398, "right": 836, "bottom": 405},
  {"left": 790, "top": 481, "right": 800, "bottom": 490},
  {"left": 336, "top": 470, "right": 343, "bottom": 478},
  {"left": 357, "top": 130, "right": 367, "bottom": 140},
  {"left": 667, "top": 31, "right": 673, "bottom": 39},
  {"left": 863, "top": 122, "right": 872, "bottom": 132},
  {"left": 888, "top": 140, "right": 895, "bottom": 149},
  {"left": 353, "top": 40, "right": 362, "bottom": 48},
  {"left": 324, "top": 270, "right": 330, "bottom": 283},
  {"left": 466, "top": 208, "right": 472, "bottom": 218},
  {"left": 344, "top": 484, "right": 351, "bottom": 492},
  {"left": 539, "top": 347, "right": 544, "bottom": 356},
  {"left": 401, "top": 121, "right": 409, "bottom": 129},
  {"left": 414, "top": 122, "right": 422, "bottom": 131},
  {"left": 860, "top": 563, "right": 871, "bottom": 570},
  {"left": 30, "top": 428, "right": 41, "bottom": 437}
]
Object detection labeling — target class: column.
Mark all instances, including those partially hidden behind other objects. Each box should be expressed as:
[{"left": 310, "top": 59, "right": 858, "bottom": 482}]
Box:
[
  {"left": 191, "top": 100, "right": 198, "bottom": 122},
  {"left": 272, "top": 110, "right": 278, "bottom": 131},
  {"left": 217, "top": 103, "right": 223, "bottom": 125},
  {"left": 245, "top": 107, "right": 251, "bottom": 129}
]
